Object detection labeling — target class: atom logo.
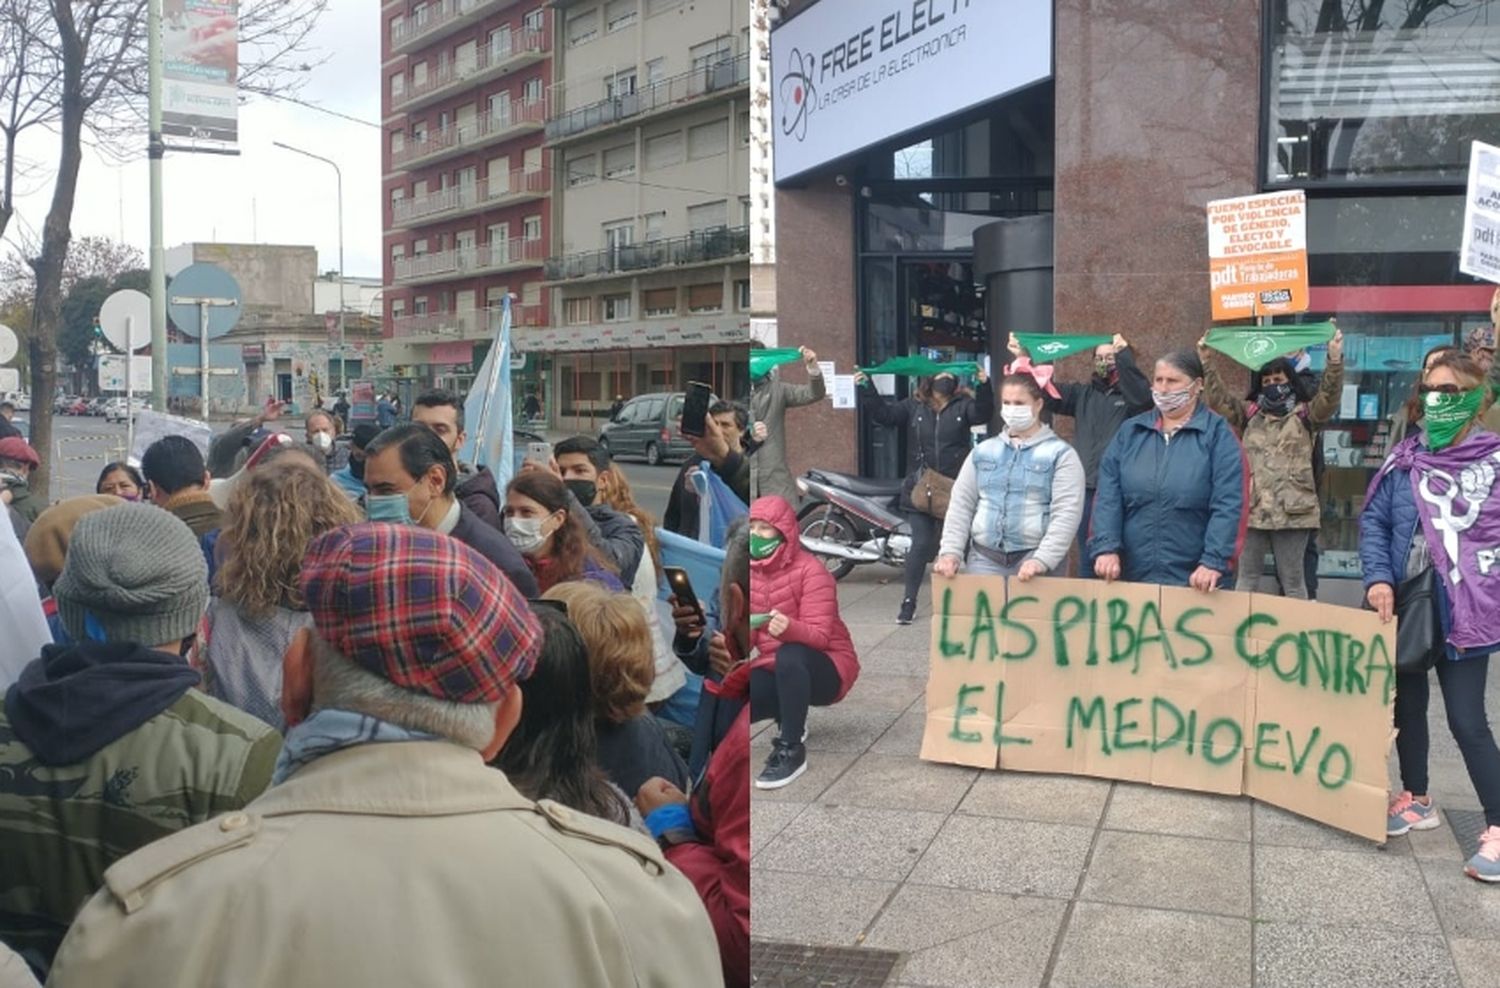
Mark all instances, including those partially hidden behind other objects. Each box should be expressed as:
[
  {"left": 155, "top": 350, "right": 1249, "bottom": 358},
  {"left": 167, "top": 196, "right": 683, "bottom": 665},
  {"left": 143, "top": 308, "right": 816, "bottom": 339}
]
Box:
[
  {"left": 779, "top": 46, "right": 817, "bottom": 141},
  {"left": 1037, "top": 341, "right": 1067, "bottom": 354},
  {"left": 1245, "top": 336, "right": 1275, "bottom": 359}
]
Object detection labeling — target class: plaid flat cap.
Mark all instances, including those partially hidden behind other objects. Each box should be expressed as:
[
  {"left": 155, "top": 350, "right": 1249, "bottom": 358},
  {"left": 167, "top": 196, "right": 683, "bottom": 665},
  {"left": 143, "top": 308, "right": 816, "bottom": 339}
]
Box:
[{"left": 300, "top": 523, "right": 543, "bottom": 703}]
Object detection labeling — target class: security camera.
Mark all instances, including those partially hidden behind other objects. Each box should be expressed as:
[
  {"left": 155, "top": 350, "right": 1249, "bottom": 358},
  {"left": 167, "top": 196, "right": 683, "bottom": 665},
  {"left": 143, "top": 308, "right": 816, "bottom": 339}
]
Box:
[{"left": 834, "top": 174, "right": 848, "bottom": 187}]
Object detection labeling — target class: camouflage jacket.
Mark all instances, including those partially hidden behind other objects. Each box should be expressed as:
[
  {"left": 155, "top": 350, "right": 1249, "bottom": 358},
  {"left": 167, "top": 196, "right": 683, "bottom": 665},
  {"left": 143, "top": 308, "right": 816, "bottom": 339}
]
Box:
[
  {"left": 0, "top": 689, "right": 280, "bottom": 972},
  {"left": 1203, "top": 358, "right": 1344, "bottom": 530}
]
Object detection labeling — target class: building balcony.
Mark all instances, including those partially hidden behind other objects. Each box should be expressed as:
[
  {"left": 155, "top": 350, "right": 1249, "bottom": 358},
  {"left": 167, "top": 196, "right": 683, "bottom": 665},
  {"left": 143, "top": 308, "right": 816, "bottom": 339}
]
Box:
[
  {"left": 390, "top": 98, "right": 546, "bottom": 171},
  {"left": 393, "top": 237, "right": 547, "bottom": 286},
  {"left": 545, "top": 53, "right": 748, "bottom": 145},
  {"left": 390, "top": 0, "right": 523, "bottom": 57},
  {"left": 392, "top": 168, "right": 550, "bottom": 229},
  {"left": 544, "top": 226, "right": 749, "bottom": 282},
  {"left": 392, "top": 25, "right": 551, "bottom": 114},
  {"left": 392, "top": 303, "right": 545, "bottom": 341}
]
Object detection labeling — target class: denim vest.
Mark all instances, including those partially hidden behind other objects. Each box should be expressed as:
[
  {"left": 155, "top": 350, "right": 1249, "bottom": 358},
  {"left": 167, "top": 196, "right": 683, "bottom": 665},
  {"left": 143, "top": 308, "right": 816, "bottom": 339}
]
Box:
[{"left": 968, "top": 432, "right": 1070, "bottom": 552}]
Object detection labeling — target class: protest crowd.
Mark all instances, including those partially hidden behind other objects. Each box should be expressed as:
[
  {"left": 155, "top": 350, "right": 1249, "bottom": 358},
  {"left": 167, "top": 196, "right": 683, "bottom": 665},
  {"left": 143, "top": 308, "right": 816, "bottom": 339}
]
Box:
[{"left": 0, "top": 382, "right": 756, "bottom": 986}]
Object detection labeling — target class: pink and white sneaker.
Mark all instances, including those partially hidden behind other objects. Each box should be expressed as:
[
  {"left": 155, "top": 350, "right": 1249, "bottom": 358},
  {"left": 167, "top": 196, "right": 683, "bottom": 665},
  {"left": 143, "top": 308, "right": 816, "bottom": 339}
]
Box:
[
  {"left": 1465, "top": 826, "right": 1500, "bottom": 883},
  {"left": 1387, "top": 791, "right": 1440, "bottom": 837}
]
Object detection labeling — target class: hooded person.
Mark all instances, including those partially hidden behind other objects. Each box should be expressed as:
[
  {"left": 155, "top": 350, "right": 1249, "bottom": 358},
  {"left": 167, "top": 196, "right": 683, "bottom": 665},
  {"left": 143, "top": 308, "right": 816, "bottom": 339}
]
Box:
[
  {"left": 45, "top": 523, "right": 724, "bottom": 988},
  {"left": 0, "top": 503, "right": 281, "bottom": 977},
  {"left": 749, "top": 343, "right": 826, "bottom": 504},
  {"left": 745, "top": 495, "right": 860, "bottom": 789},
  {"left": 410, "top": 388, "right": 504, "bottom": 530}
]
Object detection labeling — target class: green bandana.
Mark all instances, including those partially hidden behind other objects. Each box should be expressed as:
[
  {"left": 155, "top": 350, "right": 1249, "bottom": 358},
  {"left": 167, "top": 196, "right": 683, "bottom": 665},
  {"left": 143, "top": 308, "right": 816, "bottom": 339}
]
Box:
[
  {"left": 858, "top": 355, "right": 982, "bottom": 378},
  {"left": 749, "top": 532, "right": 785, "bottom": 560},
  {"left": 1203, "top": 323, "right": 1336, "bottom": 369},
  {"left": 751, "top": 348, "right": 802, "bottom": 379},
  {"left": 1012, "top": 334, "right": 1114, "bottom": 364},
  {"left": 1424, "top": 387, "right": 1486, "bottom": 450},
  {"left": 749, "top": 613, "right": 772, "bottom": 629}
]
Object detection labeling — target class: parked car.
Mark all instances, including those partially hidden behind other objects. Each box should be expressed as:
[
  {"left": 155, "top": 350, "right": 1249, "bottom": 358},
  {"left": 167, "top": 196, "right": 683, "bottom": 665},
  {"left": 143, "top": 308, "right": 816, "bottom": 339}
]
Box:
[
  {"left": 84, "top": 397, "right": 106, "bottom": 416},
  {"left": 598, "top": 392, "right": 696, "bottom": 466},
  {"left": 54, "top": 394, "right": 78, "bottom": 414},
  {"left": 2, "top": 391, "right": 29, "bottom": 411},
  {"left": 103, "top": 397, "right": 146, "bottom": 423}
]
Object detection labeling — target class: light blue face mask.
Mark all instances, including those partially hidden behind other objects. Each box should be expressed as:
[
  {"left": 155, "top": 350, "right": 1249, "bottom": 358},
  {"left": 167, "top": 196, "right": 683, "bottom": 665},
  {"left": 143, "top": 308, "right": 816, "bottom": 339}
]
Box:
[{"left": 365, "top": 492, "right": 413, "bottom": 524}]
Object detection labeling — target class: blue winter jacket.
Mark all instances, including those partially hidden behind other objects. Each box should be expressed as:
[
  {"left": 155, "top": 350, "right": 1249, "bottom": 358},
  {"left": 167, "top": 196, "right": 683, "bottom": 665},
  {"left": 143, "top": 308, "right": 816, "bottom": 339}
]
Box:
[{"left": 1088, "top": 403, "right": 1247, "bottom": 586}]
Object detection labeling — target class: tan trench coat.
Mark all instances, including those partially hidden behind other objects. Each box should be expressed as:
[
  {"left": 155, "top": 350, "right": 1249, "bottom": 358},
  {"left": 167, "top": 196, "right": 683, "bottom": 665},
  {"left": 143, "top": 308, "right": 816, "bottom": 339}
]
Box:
[{"left": 46, "top": 741, "right": 724, "bottom": 988}]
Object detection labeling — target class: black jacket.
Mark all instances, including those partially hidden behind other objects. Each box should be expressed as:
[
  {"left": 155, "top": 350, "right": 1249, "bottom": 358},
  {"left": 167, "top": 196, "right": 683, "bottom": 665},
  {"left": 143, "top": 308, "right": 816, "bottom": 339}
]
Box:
[
  {"left": 858, "top": 381, "right": 995, "bottom": 502},
  {"left": 449, "top": 504, "right": 539, "bottom": 598},
  {"left": 572, "top": 500, "right": 644, "bottom": 587},
  {"left": 1043, "top": 345, "right": 1152, "bottom": 489},
  {"left": 663, "top": 453, "right": 751, "bottom": 539},
  {"left": 455, "top": 464, "right": 503, "bottom": 531}
]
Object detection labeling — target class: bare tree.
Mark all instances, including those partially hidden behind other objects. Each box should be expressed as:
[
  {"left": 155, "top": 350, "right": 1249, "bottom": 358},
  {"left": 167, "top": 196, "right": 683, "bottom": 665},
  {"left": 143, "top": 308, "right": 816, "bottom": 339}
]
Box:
[{"left": 0, "top": 0, "right": 325, "bottom": 494}]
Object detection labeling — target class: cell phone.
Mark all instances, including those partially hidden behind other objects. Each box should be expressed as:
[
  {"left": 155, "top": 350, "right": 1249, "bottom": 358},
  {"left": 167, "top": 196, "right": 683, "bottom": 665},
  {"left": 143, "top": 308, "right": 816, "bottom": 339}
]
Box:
[
  {"left": 680, "top": 381, "right": 713, "bottom": 438},
  {"left": 525, "top": 441, "right": 552, "bottom": 464},
  {"left": 664, "top": 566, "right": 704, "bottom": 619}
]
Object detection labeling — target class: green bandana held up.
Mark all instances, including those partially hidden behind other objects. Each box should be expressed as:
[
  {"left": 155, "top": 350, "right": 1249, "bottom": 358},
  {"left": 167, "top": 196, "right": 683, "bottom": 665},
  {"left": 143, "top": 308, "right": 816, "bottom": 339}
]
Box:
[
  {"left": 749, "top": 613, "right": 772, "bottom": 629},
  {"left": 749, "top": 532, "right": 785, "bottom": 560},
  {"left": 1012, "top": 334, "right": 1114, "bottom": 364},
  {"left": 858, "top": 355, "right": 982, "bottom": 378},
  {"left": 751, "top": 348, "right": 803, "bottom": 380},
  {"left": 1202, "top": 323, "right": 1336, "bottom": 369},
  {"left": 1424, "top": 387, "right": 1487, "bottom": 450}
]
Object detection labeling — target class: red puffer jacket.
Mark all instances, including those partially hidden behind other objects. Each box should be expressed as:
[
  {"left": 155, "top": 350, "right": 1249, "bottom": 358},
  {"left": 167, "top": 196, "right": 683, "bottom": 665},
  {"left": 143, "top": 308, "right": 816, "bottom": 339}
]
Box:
[{"left": 747, "top": 496, "right": 859, "bottom": 701}]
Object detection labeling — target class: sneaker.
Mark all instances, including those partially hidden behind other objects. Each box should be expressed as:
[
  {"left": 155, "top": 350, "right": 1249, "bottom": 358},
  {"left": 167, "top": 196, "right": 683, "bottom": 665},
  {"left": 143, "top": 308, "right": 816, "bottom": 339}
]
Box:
[
  {"left": 755, "top": 740, "right": 807, "bottom": 790},
  {"left": 1465, "top": 826, "right": 1500, "bottom": 883},
  {"left": 1387, "top": 790, "right": 1441, "bottom": 837},
  {"left": 896, "top": 597, "right": 916, "bottom": 626}
]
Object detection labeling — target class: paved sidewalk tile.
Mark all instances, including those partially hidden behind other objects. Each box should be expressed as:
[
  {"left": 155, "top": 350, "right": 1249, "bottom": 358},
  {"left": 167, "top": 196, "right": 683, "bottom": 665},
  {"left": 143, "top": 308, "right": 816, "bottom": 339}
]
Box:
[
  {"left": 849, "top": 621, "right": 899, "bottom": 654},
  {"left": 750, "top": 870, "right": 896, "bottom": 946},
  {"left": 843, "top": 674, "right": 928, "bottom": 711},
  {"left": 1253, "top": 802, "right": 1403, "bottom": 854},
  {"left": 856, "top": 645, "right": 932, "bottom": 679},
  {"left": 1416, "top": 853, "right": 1500, "bottom": 940},
  {"left": 908, "top": 814, "right": 1094, "bottom": 898},
  {"left": 870, "top": 707, "right": 929, "bottom": 755},
  {"left": 756, "top": 804, "right": 948, "bottom": 882},
  {"left": 1254, "top": 922, "right": 1461, "bottom": 988},
  {"left": 796, "top": 702, "right": 907, "bottom": 753},
  {"left": 820, "top": 752, "right": 978, "bottom": 814},
  {"left": 751, "top": 800, "right": 808, "bottom": 859},
  {"left": 1050, "top": 901, "right": 1251, "bottom": 988},
  {"left": 1081, "top": 830, "right": 1251, "bottom": 917},
  {"left": 1104, "top": 782, "right": 1251, "bottom": 840},
  {"left": 956, "top": 772, "right": 1110, "bottom": 827},
  {"left": 1450, "top": 939, "right": 1500, "bottom": 988},
  {"left": 1255, "top": 843, "right": 1440, "bottom": 932},
  {"left": 862, "top": 885, "right": 1066, "bottom": 988}
]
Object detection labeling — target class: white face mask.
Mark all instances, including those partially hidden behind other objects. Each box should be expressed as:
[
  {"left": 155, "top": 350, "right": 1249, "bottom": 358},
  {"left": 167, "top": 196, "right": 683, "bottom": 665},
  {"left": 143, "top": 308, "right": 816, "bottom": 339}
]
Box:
[
  {"left": 505, "top": 516, "right": 549, "bottom": 556},
  {"left": 1001, "top": 405, "right": 1036, "bottom": 433},
  {"left": 311, "top": 431, "right": 334, "bottom": 452}
]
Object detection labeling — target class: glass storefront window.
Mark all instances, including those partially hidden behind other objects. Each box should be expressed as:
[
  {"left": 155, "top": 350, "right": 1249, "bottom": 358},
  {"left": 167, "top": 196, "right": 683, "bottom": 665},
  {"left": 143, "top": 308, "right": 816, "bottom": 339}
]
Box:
[{"left": 1267, "top": 0, "right": 1500, "bottom": 185}]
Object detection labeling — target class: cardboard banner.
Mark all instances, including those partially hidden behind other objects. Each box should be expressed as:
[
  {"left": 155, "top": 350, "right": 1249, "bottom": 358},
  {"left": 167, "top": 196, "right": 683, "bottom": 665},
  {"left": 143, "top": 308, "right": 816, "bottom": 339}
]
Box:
[
  {"left": 920, "top": 576, "right": 1395, "bottom": 841},
  {"left": 1460, "top": 140, "right": 1500, "bottom": 284},
  {"left": 1203, "top": 323, "right": 1335, "bottom": 369},
  {"left": 1207, "top": 191, "right": 1309, "bottom": 320},
  {"left": 1013, "top": 334, "right": 1114, "bottom": 364}
]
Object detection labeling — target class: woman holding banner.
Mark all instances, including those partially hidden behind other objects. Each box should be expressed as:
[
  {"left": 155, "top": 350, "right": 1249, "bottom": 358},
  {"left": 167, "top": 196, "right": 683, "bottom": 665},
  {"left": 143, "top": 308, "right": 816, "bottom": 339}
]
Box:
[
  {"left": 1088, "top": 349, "right": 1246, "bottom": 591},
  {"left": 1360, "top": 350, "right": 1500, "bottom": 882},
  {"left": 934, "top": 373, "right": 1085, "bottom": 580},
  {"left": 1200, "top": 328, "right": 1343, "bottom": 599},
  {"left": 855, "top": 363, "right": 993, "bottom": 625}
]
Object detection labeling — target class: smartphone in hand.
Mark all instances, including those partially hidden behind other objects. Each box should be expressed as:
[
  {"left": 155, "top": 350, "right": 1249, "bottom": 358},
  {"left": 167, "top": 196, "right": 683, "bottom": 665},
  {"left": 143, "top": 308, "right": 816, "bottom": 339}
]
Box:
[
  {"left": 664, "top": 566, "right": 704, "bottom": 621},
  {"left": 680, "top": 381, "right": 713, "bottom": 438}
]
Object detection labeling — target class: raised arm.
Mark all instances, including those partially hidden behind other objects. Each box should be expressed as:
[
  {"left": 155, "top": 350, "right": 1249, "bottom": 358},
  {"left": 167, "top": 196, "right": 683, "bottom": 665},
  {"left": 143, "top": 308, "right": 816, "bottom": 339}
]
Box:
[
  {"left": 779, "top": 347, "right": 828, "bottom": 409},
  {"left": 1306, "top": 330, "right": 1346, "bottom": 425},
  {"left": 1113, "top": 337, "right": 1153, "bottom": 412},
  {"left": 1199, "top": 343, "right": 1247, "bottom": 433}
]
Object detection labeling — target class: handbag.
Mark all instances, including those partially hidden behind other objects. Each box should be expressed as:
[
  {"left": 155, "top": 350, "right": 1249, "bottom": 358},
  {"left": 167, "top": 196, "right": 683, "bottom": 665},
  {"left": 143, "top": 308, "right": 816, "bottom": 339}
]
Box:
[
  {"left": 1392, "top": 568, "right": 1443, "bottom": 673},
  {"left": 909, "top": 467, "right": 954, "bottom": 519}
]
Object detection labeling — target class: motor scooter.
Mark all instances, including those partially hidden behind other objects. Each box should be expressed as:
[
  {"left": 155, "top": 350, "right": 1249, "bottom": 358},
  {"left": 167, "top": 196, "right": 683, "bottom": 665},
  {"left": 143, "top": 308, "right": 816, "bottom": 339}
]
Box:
[{"left": 795, "top": 469, "right": 912, "bottom": 580}]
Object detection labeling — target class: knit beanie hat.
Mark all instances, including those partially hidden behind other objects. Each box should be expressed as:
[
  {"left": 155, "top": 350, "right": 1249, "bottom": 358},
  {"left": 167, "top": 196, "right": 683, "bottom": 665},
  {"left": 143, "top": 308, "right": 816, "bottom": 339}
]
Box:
[
  {"left": 53, "top": 503, "right": 209, "bottom": 647},
  {"left": 24, "top": 494, "right": 124, "bottom": 587}
]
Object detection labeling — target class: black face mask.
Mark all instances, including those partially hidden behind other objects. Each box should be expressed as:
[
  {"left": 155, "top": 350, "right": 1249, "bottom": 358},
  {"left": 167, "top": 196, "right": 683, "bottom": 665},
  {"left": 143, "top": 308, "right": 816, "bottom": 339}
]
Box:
[
  {"left": 932, "top": 377, "right": 957, "bottom": 398},
  {"left": 349, "top": 457, "right": 365, "bottom": 480},
  {"left": 564, "top": 478, "right": 597, "bottom": 507},
  {"left": 1260, "top": 382, "right": 1295, "bottom": 414}
]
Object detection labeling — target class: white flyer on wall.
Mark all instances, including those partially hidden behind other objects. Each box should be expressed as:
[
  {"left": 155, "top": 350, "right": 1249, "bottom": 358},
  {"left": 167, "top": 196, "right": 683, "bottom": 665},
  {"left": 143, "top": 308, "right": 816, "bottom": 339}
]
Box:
[
  {"left": 831, "top": 374, "right": 857, "bottom": 408},
  {"left": 1460, "top": 140, "right": 1500, "bottom": 284}
]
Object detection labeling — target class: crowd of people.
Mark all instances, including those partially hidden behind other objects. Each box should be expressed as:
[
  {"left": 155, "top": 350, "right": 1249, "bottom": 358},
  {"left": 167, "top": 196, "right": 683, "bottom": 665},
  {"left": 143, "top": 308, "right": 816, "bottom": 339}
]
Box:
[{"left": 0, "top": 384, "right": 758, "bottom": 986}]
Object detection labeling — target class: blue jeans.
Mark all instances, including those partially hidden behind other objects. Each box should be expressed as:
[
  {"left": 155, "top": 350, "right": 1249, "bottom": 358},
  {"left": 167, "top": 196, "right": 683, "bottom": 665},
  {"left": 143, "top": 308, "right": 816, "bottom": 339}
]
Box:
[
  {"left": 1075, "top": 487, "right": 1097, "bottom": 579},
  {"left": 1396, "top": 656, "right": 1500, "bottom": 827}
]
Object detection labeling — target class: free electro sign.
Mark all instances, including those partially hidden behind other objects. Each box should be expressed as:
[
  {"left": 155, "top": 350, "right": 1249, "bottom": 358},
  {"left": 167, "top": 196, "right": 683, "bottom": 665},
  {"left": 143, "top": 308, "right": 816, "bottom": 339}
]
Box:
[
  {"left": 771, "top": 0, "right": 1051, "bottom": 183},
  {"left": 1207, "top": 191, "right": 1310, "bottom": 321}
]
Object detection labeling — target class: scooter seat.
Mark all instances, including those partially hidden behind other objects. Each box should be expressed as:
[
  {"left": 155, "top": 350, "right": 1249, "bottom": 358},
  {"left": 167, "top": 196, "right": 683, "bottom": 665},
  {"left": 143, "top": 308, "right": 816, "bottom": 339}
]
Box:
[{"left": 807, "top": 469, "right": 904, "bottom": 498}]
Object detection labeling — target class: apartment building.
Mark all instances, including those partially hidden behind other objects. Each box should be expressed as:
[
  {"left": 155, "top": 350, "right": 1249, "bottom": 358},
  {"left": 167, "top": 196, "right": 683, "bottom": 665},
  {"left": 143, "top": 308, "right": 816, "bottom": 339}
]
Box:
[
  {"left": 543, "top": 0, "right": 751, "bottom": 425},
  {"left": 380, "top": 0, "right": 555, "bottom": 394}
]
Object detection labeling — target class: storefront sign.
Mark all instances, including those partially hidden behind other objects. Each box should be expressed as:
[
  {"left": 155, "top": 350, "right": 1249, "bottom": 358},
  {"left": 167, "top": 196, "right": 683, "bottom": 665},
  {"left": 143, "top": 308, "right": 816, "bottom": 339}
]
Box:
[
  {"left": 1460, "top": 140, "right": 1500, "bottom": 284},
  {"left": 161, "top": 0, "right": 238, "bottom": 145},
  {"left": 97, "top": 355, "right": 152, "bottom": 392},
  {"left": 240, "top": 344, "right": 264, "bottom": 362},
  {"left": 771, "top": 0, "right": 1051, "bottom": 183},
  {"left": 921, "top": 576, "right": 1394, "bottom": 841},
  {"left": 1207, "top": 191, "right": 1309, "bottom": 320}
]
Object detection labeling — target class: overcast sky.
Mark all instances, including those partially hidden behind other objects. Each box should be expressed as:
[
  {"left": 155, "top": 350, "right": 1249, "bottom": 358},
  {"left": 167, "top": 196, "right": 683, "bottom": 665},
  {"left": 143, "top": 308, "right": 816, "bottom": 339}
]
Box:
[{"left": 7, "top": 0, "right": 381, "bottom": 282}]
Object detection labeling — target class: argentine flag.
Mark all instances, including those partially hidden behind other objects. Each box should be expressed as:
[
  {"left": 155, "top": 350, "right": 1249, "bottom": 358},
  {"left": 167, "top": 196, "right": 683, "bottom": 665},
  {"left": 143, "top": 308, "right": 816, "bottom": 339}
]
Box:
[{"left": 458, "top": 295, "right": 515, "bottom": 490}]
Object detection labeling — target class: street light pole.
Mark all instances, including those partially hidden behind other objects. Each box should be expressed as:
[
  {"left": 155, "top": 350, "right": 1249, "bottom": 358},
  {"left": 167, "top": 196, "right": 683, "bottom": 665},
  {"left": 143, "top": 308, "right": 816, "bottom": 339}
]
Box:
[
  {"left": 272, "top": 141, "right": 346, "bottom": 391},
  {"left": 147, "top": 0, "right": 167, "bottom": 410}
]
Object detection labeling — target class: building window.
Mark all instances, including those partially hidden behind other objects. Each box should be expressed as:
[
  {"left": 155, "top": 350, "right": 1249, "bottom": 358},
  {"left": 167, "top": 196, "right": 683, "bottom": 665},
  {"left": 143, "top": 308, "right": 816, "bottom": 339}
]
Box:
[
  {"left": 602, "top": 294, "right": 631, "bottom": 321},
  {"left": 390, "top": 14, "right": 406, "bottom": 43},
  {"left": 642, "top": 287, "right": 676, "bottom": 316},
  {"left": 687, "top": 200, "right": 727, "bottom": 233},
  {"left": 390, "top": 187, "right": 406, "bottom": 208},
  {"left": 566, "top": 8, "right": 599, "bottom": 47},
  {"left": 604, "top": 221, "right": 634, "bottom": 252},
  {"left": 391, "top": 299, "right": 407, "bottom": 318},
  {"left": 605, "top": 0, "right": 636, "bottom": 33},
  {"left": 522, "top": 283, "right": 542, "bottom": 307},
  {"left": 522, "top": 77, "right": 543, "bottom": 104},
  {"left": 740, "top": 196, "right": 751, "bottom": 227},
  {"left": 1266, "top": 0, "right": 1500, "bottom": 185},
  {"left": 411, "top": 121, "right": 427, "bottom": 144},
  {"left": 389, "top": 130, "right": 405, "bottom": 154},
  {"left": 643, "top": 211, "right": 665, "bottom": 241},
  {"left": 523, "top": 8, "right": 545, "bottom": 33},
  {"left": 646, "top": 57, "right": 666, "bottom": 86},
  {"left": 690, "top": 36, "right": 733, "bottom": 72},
  {"left": 687, "top": 119, "right": 728, "bottom": 160},
  {"left": 603, "top": 144, "right": 635, "bottom": 179},
  {"left": 391, "top": 244, "right": 406, "bottom": 263},
  {"left": 487, "top": 287, "right": 510, "bottom": 308},
  {"left": 644, "top": 131, "right": 683, "bottom": 170},
  {"left": 489, "top": 24, "right": 513, "bottom": 58},
  {"left": 390, "top": 73, "right": 406, "bottom": 99},
  {"left": 687, "top": 283, "right": 723, "bottom": 313},
  {"left": 737, "top": 110, "right": 750, "bottom": 146},
  {"left": 412, "top": 61, "right": 428, "bottom": 87},
  {"left": 646, "top": 0, "right": 683, "bottom": 15},
  {"left": 414, "top": 238, "right": 429, "bottom": 255},
  {"left": 564, "top": 297, "right": 592, "bottom": 325},
  {"left": 735, "top": 279, "right": 751, "bottom": 311},
  {"left": 566, "top": 151, "right": 598, "bottom": 187},
  {"left": 606, "top": 70, "right": 637, "bottom": 101},
  {"left": 414, "top": 296, "right": 430, "bottom": 315},
  {"left": 523, "top": 216, "right": 542, "bottom": 240}
]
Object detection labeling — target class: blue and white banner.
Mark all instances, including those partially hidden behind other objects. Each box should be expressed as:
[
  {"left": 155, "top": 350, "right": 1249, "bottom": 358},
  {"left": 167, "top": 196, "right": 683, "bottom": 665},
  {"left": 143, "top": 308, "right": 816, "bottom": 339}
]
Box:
[{"left": 459, "top": 296, "right": 515, "bottom": 489}]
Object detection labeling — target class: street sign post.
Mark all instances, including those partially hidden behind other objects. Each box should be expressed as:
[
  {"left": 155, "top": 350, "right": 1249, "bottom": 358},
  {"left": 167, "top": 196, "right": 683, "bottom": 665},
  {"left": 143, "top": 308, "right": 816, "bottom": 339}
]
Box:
[
  {"left": 168, "top": 263, "right": 242, "bottom": 417},
  {"left": 100, "top": 289, "right": 151, "bottom": 451}
]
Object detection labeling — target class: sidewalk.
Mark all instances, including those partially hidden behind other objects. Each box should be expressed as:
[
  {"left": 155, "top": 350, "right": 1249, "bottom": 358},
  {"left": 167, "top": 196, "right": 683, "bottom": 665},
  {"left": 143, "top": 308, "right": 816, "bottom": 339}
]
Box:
[{"left": 750, "top": 569, "right": 1500, "bottom": 988}]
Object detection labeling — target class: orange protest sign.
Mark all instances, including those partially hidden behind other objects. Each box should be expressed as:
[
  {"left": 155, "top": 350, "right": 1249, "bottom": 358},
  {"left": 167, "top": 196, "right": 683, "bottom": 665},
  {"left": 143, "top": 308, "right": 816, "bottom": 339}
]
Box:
[{"left": 1207, "top": 191, "right": 1309, "bottom": 321}]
